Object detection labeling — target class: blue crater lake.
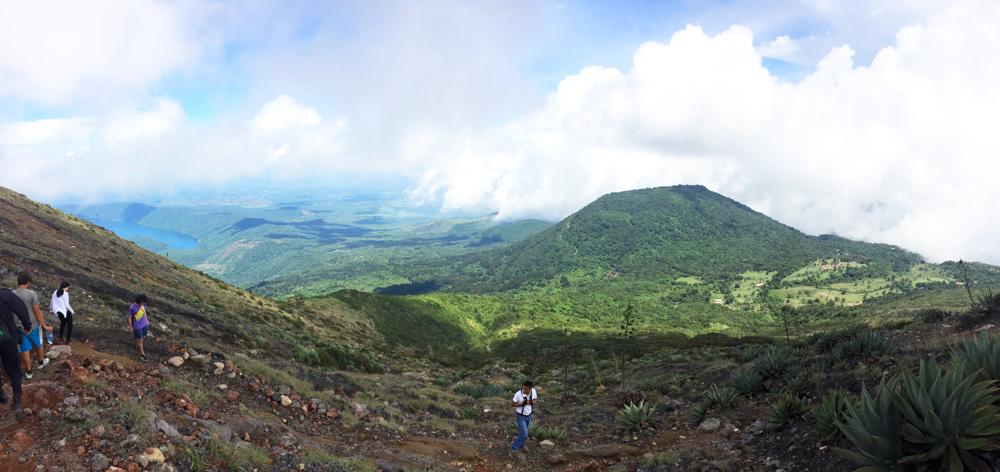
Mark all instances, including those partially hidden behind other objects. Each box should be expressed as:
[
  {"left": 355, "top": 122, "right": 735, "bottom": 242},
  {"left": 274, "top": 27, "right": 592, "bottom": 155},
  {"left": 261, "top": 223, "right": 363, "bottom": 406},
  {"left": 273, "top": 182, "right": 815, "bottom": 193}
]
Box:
[{"left": 98, "top": 221, "right": 198, "bottom": 250}]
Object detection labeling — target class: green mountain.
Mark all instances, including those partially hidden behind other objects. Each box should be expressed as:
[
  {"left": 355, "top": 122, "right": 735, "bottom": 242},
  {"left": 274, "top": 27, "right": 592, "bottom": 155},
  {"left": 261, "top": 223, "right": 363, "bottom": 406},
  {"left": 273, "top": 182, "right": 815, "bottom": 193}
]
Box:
[{"left": 433, "top": 185, "right": 922, "bottom": 292}]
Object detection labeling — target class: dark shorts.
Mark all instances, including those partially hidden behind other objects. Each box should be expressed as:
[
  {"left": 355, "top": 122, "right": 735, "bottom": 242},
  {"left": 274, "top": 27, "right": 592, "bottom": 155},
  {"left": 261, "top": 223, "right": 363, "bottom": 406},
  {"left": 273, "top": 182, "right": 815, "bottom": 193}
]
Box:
[{"left": 133, "top": 326, "right": 148, "bottom": 339}]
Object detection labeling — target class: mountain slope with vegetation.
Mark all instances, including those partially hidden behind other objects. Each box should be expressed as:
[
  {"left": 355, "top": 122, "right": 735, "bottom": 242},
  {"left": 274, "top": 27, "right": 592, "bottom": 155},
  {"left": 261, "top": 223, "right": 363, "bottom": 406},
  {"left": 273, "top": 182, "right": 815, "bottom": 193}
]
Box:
[
  {"left": 433, "top": 185, "right": 922, "bottom": 292},
  {"left": 7, "top": 185, "right": 1000, "bottom": 471}
]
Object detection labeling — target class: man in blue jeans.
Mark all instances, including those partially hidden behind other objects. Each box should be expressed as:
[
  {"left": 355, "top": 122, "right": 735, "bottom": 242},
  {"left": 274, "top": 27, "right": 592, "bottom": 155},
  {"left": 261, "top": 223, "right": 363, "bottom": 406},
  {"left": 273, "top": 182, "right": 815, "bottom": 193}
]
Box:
[{"left": 510, "top": 380, "right": 537, "bottom": 460}]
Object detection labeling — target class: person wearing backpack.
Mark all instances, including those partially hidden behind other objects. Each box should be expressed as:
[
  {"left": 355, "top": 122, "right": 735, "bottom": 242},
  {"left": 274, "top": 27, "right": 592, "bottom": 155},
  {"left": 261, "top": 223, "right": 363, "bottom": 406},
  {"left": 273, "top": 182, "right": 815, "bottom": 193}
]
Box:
[
  {"left": 1, "top": 287, "right": 33, "bottom": 412},
  {"left": 509, "top": 380, "right": 538, "bottom": 460},
  {"left": 13, "top": 272, "right": 52, "bottom": 379},
  {"left": 127, "top": 294, "right": 150, "bottom": 361},
  {"left": 50, "top": 281, "right": 74, "bottom": 344}
]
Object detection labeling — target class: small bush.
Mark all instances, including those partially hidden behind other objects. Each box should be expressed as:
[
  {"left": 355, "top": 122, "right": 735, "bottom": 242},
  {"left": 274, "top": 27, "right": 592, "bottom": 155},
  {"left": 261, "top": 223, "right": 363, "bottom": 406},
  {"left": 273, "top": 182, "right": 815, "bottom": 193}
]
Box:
[
  {"left": 813, "top": 389, "right": 852, "bottom": 443},
  {"left": 704, "top": 385, "right": 738, "bottom": 408},
  {"left": 835, "top": 360, "right": 1000, "bottom": 471},
  {"left": 768, "top": 396, "right": 808, "bottom": 429},
  {"left": 975, "top": 290, "right": 1000, "bottom": 315},
  {"left": 618, "top": 400, "right": 656, "bottom": 432},
  {"left": 784, "top": 371, "right": 811, "bottom": 397},
  {"left": 535, "top": 425, "right": 568, "bottom": 441},
  {"left": 687, "top": 401, "right": 709, "bottom": 426},
  {"left": 729, "top": 368, "right": 764, "bottom": 396},
  {"left": 293, "top": 346, "right": 322, "bottom": 366},
  {"left": 895, "top": 360, "right": 1000, "bottom": 470},
  {"left": 112, "top": 399, "right": 151, "bottom": 439},
  {"left": 754, "top": 345, "right": 790, "bottom": 379},
  {"left": 834, "top": 380, "right": 902, "bottom": 470},
  {"left": 610, "top": 384, "right": 646, "bottom": 408},
  {"left": 952, "top": 331, "right": 1000, "bottom": 382},
  {"left": 917, "top": 308, "right": 951, "bottom": 323},
  {"left": 850, "top": 330, "right": 890, "bottom": 355},
  {"left": 809, "top": 331, "right": 839, "bottom": 353},
  {"left": 454, "top": 383, "right": 506, "bottom": 399}
]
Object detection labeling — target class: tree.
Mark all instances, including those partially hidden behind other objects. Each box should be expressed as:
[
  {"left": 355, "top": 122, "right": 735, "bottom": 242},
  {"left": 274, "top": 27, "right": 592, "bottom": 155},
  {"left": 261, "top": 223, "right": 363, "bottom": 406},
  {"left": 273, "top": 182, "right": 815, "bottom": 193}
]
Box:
[
  {"left": 959, "top": 260, "right": 975, "bottom": 308},
  {"left": 619, "top": 304, "right": 636, "bottom": 387},
  {"left": 775, "top": 305, "right": 805, "bottom": 344}
]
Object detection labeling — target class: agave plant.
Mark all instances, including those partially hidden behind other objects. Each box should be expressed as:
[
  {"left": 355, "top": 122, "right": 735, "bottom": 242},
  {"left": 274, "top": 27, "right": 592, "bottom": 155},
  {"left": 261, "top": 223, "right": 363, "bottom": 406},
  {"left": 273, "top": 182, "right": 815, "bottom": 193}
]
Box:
[
  {"left": 785, "top": 371, "right": 811, "bottom": 397},
  {"left": 951, "top": 332, "right": 1000, "bottom": 383},
  {"left": 768, "top": 395, "right": 809, "bottom": 429},
  {"left": 895, "top": 360, "right": 1000, "bottom": 471},
  {"left": 687, "top": 401, "right": 709, "bottom": 426},
  {"left": 834, "top": 380, "right": 903, "bottom": 471},
  {"left": 705, "top": 384, "right": 738, "bottom": 408},
  {"left": 729, "top": 368, "right": 764, "bottom": 396},
  {"left": 535, "top": 425, "right": 568, "bottom": 441},
  {"left": 848, "top": 330, "right": 890, "bottom": 358},
  {"left": 754, "top": 345, "right": 790, "bottom": 379},
  {"left": 814, "top": 389, "right": 852, "bottom": 443},
  {"left": 610, "top": 384, "right": 646, "bottom": 408},
  {"left": 618, "top": 400, "right": 656, "bottom": 432}
]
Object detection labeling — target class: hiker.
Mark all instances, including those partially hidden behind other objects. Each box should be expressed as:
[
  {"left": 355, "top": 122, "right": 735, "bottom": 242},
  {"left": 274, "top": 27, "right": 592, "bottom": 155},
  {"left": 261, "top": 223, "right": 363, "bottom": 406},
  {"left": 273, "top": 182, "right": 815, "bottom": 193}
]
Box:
[
  {"left": 1, "top": 287, "right": 32, "bottom": 412},
  {"left": 128, "top": 294, "right": 150, "bottom": 361},
  {"left": 13, "top": 272, "right": 52, "bottom": 379},
  {"left": 51, "top": 281, "right": 74, "bottom": 344},
  {"left": 510, "top": 380, "right": 538, "bottom": 458}
]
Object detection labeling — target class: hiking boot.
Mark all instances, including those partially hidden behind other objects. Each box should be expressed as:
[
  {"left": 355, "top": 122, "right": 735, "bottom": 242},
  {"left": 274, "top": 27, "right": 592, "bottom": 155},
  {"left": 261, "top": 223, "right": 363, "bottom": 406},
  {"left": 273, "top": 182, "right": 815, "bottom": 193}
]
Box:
[
  {"left": 24, "top": 370, "right": 33, "bottom": 380},
  {"left": 0, "top": 391, "right": 7, "bottom": 404},
  {"left": 38, "top": 358, "right": 50, "bottom": 369},
  {"left": 12, "top": 401, "right": 23, "bottom": 413}
]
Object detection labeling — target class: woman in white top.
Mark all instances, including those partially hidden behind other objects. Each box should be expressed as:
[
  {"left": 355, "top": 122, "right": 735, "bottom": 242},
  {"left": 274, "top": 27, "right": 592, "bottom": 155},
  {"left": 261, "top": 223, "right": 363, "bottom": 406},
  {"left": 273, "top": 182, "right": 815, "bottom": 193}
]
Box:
[{"left": 50, "top": 281, "right": 74, "bottom": 344}]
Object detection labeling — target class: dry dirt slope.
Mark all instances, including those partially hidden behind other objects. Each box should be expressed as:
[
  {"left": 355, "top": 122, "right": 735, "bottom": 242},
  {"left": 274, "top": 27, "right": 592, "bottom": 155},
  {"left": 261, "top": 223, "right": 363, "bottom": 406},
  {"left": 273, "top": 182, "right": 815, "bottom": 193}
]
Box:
[{"left": 0, "top": 186, "right": 303, "bottom": 355}]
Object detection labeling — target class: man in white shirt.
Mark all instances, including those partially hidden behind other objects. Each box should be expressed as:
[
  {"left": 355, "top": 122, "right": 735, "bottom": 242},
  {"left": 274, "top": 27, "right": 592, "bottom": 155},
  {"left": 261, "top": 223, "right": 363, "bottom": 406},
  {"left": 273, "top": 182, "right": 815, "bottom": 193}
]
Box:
[{"left": 510, "top": 380, "right": 538, "bottom": 459}]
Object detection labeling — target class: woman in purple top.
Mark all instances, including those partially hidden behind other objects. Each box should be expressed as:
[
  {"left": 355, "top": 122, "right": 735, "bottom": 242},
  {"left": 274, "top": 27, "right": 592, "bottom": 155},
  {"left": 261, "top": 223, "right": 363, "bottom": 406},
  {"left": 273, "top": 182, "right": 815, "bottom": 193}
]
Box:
[{"left": 127, "top": 294, "right": 150, "bottom": 361}]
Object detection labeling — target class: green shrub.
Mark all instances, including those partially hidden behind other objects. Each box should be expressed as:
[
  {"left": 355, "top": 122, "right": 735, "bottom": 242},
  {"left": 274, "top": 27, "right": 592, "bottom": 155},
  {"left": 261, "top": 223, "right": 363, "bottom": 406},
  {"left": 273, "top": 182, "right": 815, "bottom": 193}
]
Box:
[
  {"left": 754, "top": 345, "right": 790, "bottom": 379},
  {"left": 975, "top": 290, "right": 1000, "bottom": 315},
  {"left": 917, "top": 308, "right": 951, "bottom": 323},
  {"left": 827, "top": 345, "right": 848, "bottom": 366},
  {"left": 814, "top": 389, "right": 852, "bottom": 443},
  {"left": 847, "top": 330, "right": 890, "bottom": 357},
  {"left": 952, "top": 331, "right": 1000, "bottom": 383},
  {"left": 610, "top": 384, "right": 646, "bottom": 408},
  {"left": 768, "top": 396, "right": 808, "bottom": 429},
  {"left": 535, "top": 425, "right": 568, "bottom": 441},
  {"left": 895, "top": 360, "right": 1000, "bottom": 470},
  {"left": 836, "top": 361, "right": 1000, "bottom": 471},
  {"left": 834, "top": 380, "right": 903, "bottom": 470},
  {"left": 737, "top": 344, "right": 764, "bottom": 363},
  {"left": 704, "top": 385, "right": 738, "bottom": 408},
  {"left": 687, "top": 401, "right": 709, "bottom": 426},
  {"left": 729, "top": 368, "right": 764, "bottom": 396},
  {"left": 785, "top": 371, "right": 811, "bottom": 397},
  {"left": 293, "top": 346, "right": 322, "bottom": 366},
  {"left": 454, "top": 383, "right": 506, "bottom": 399},
  {"left": 617, "top": 400, "right": 656, "bottom": 432},
  {"left": 809, "top": 331, "right": 839, "bottom": 353}
]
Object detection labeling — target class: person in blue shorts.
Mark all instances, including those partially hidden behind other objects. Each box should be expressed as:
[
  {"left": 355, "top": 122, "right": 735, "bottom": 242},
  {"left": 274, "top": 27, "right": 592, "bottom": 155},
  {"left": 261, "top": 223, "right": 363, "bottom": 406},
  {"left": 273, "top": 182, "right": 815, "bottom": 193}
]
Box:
[
  {"left": 127, "top": 294, "right": 150, "bottom": 361},
  {"left": 13, "top": 273, "right": 52, "bottom": 380}
]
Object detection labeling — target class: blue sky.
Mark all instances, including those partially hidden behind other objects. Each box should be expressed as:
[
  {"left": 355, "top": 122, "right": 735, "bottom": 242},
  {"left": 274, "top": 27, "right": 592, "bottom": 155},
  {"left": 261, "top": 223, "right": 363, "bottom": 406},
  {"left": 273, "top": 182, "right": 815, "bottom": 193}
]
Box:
[{"left": 2, "top": 0, "right": 1000, "bottom": 264}]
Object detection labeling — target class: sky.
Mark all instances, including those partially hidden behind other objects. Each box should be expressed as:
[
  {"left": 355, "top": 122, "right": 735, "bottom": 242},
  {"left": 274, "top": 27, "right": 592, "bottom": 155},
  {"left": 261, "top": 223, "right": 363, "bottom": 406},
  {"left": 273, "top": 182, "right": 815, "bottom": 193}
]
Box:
[{"left": 1, "top": 0, "right": 999, "bottom": 264}]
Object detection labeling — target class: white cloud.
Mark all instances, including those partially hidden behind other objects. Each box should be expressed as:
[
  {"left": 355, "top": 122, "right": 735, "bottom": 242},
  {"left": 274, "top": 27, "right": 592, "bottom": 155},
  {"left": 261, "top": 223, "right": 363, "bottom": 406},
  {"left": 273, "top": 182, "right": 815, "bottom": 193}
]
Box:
[
  {"left": 0, "top": 95, "right": 347, "bottom": 200},
  {"left": 0, "top": 0, "right": 206, "bottom": 106},
  {"left": 757, "top": 35, "right": 799, "bottom": 60},
  {"left": 250, "top": 95, "right": 322, "bottom": 136},
  {"left": 411, "top": 2, "right": 1000, "bottom": 264}
]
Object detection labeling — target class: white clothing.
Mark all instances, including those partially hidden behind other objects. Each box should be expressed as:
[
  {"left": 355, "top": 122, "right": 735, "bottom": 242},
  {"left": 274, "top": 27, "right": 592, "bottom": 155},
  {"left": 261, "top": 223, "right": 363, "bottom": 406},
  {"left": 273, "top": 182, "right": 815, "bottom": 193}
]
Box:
[
  {"left": 512, "top": 388, "right": 538, "bottom": 416},
  {"left": 51, "top": 290, "right": 73, "bottom": 316}
]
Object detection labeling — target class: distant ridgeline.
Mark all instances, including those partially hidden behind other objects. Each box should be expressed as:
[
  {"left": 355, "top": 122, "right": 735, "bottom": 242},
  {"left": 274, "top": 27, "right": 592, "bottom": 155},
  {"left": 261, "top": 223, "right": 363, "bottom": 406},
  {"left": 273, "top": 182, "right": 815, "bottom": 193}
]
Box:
[
  {"left": 372, "top": 185, "right": 1000, "bottom": 316},
  {"left": 402, "top": 186, "right": 913, "bottom": 288}
]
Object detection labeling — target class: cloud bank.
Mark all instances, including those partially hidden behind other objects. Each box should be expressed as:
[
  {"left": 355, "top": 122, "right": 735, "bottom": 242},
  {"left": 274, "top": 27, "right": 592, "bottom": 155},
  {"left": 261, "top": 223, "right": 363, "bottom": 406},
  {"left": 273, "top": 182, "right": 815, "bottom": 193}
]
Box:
[
  {"left": 410, "top": 2, "right": 1000, "bottom": 263},
  {"left": 1, "top": 1, "right": 999, "bottom": 264}
]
